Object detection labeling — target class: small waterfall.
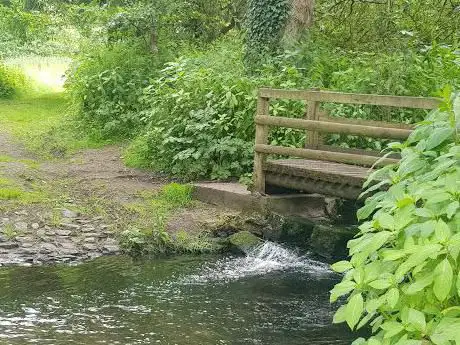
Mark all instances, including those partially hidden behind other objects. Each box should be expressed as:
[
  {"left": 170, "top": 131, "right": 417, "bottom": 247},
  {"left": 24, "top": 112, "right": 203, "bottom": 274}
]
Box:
[{"left": 182, "top": 241, "right": 332, "bottom": 284}]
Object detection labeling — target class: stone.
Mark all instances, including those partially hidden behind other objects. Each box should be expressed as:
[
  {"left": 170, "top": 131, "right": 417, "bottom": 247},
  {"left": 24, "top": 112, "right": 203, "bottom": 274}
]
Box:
[
  {"left": 228, "top": 231, "right": 262, "bottom": 253},
  {"left": 14, "top": 222, "right": 28, "bottom": 231},
  {"left": 31, "top": 223, "right": 40, "bottom": 230},
  {"left": 310, "top": 224, "right": 357, "bottom": 259},
  {"left": 84, "top": 237, "right": 96, "bottom": 243},
  {"left": 278, "top": 216, "right": 315, "bottom": 246},
  {"left": 103, "top": 245, "right": 120, "bottom": 254},
  {"left": 39, "top": 243, "right": 57, "bottom": 254},
  {"left": 62, "top": 209, "right": 78, "bottom": 218},
  {"left": 0, "top": 242, "right": 19, "bottom": 249},
  {"left": 36, "top": 229, "right": 46, "bottom": 237},
  {"left": 60, "top": 223, "right": 80, "bottom": 230},
  {"left": 56, "top": 230, "right": 72, "bottom": 236},
  {"left": 83, "top": 243, "right": 98, "bottom": 251}
]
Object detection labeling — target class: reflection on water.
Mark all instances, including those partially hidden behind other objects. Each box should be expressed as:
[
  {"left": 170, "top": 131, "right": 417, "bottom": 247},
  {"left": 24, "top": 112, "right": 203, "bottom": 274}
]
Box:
[{"left": 0, "top": 243, "right": 354, "bottom": 345}]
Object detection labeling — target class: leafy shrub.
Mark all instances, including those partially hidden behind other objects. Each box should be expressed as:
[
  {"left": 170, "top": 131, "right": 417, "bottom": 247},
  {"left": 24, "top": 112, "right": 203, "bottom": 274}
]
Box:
[
  {"left": 66, "top": 42, "right": 159, "bottom": 139},
  {"left": 0, "top": 62, "right": 27, "bottom": 98},
  {"left": 158, "top": 183, "right": 193, "bottom": 208},
  {"left": 69, "top": 33, "right": 459, "bottom": 180},
  {"left": 330, "top": 91, "right": 460, "bottom": 345}
]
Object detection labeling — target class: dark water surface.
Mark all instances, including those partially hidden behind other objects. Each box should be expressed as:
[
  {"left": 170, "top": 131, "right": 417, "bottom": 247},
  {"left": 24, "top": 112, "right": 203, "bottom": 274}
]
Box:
[{"left": 0, "top": 243, "right": 354, "bottom": 345}]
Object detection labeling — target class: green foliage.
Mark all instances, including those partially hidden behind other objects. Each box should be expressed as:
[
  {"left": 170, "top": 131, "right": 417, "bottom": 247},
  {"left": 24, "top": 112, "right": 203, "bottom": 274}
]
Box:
[
  {"left": 119, "top": 183, "right": 217, "bottom": 257},
  {"left": 331, "top": 92, "right": 460, "bottom": 345},
  {"left": 244, "top": 0, "right": 290, "bottom": 67},
  {"left": 0, "top": 62, "right": 27, "bottom": 98},
  {"left": 315, "top": 0, "right": 459, "bottom": 50},
  {"left": 66, "top": 42, "right": 159, "bottom": 139},
  {"left": 157, "top": 183, "right": 193, "bottom": 208}
]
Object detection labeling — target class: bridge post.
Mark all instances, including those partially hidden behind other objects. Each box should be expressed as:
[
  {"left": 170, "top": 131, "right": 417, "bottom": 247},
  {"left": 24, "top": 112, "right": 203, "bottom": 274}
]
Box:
[
  {"left": 305, "top": 100, "right": 320, "bottom": 148},
  {"left": 254, "top": 94, "right": 270, "bottom": 195}
]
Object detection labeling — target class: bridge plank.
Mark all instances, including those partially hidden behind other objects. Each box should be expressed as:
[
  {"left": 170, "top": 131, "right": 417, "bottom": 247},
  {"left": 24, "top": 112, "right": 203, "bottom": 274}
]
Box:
[
  {"left": 255, "top": 144, "right": 399, "bottom": 167},
  {"left": 265, "top": 159, "right": 372, "bottom": 187}
]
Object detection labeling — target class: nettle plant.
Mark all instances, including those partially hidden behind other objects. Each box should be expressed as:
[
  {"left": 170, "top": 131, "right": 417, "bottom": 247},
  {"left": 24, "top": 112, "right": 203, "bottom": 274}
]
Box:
[{"left": 331, "top": 91, "right": 460, "bottom": 345}]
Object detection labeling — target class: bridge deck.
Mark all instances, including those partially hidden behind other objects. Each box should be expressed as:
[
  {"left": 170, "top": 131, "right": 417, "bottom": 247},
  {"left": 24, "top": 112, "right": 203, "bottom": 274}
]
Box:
[{"left": 264, "top": 159, "right": 373, "bottom": 199}]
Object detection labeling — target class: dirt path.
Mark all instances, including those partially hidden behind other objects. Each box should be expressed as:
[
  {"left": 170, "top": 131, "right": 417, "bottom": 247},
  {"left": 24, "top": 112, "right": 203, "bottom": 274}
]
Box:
[{"left": 0, "top": 131, "right": 233, "bottom": 266}]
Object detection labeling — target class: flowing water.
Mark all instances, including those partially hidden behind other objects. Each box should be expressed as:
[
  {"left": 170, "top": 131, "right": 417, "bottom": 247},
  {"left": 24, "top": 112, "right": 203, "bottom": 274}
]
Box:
[{"left": 0, "top": 242, "right": 355, "bottom": 345}]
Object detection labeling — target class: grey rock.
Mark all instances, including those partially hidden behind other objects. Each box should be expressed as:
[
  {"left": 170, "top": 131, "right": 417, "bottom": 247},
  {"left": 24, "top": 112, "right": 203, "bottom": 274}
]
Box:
[
  {"left": 56, "top": 230, "right": 72, "bottom": 236},
  {"left": 228, "top": 231, "right": 262, "bottom": 253},
  {"left": 103, "top": 245, "right": 120, "bottom": 254},
  {"left": 0, "top": 242, "right": 19, "bottom": 249},
  {"left": 60, "top": 223, "right": 80, "bottom": 230},
  {"left": 36, "top": 229, "right": 46, "bottom": 237},
  {"left": 14, "top": 222, "right": 28, "bottom": 231},
  {"left": 39, "top": 243, "right": 57, "bottom": 254},
  {"left": 16, "top": 236, "right": 34, "bottom": 242},
  {"left": 84, "top": 237, "right": 96, "bottom": 243},
  {"left": 83, "top": 243, "right": 98, "bottom": 251},
  {"left": 62, "top": 209, "right": 78, "bottom": 218},
  {"left": 310, "top": 225, "right": 357, "bottom": 259},
  {"left": 31, "top": 223, "right": 40, "bottom": 230}
]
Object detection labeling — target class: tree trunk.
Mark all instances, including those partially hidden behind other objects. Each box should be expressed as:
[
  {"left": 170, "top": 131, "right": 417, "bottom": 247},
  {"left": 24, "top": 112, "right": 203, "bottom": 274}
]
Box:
[{"left": 284, "top": 0, "right": 315, "bottom": 41}]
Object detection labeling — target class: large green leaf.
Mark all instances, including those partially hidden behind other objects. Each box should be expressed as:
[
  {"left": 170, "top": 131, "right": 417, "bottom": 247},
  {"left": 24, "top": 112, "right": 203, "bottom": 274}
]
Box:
[
  {"left": 330, "top": 281, "right": 356, "bottom": 302},
  {"left": 434, "top": 220, "right": 451, "bottom": 243},
  {"left": 380, "top": 321, "right": 404, "bottom": 339},
  {"left": 430, "top": 317, "right": 460, "bottom": 344},
  {"left": 333, "top": 304, "right": 347, "bottom": 324},
  {"left": 407, "top": 308, "right": 426, "bottom": 332},
  {"left": 395, "top": 244, "right": 442, "bottom": 279},
  {"left": 433, "top": 258, "right": 453, "bottom": 301},
  {"left": 386, "top": 288, "right": 399, "bottom": 309},
  {"left": 369, "top": 279, "right": 392, "bottom": 290},
  {"left": 331, "top": 261, "right": 353, "bottom": 273},
  {"left": 346, "top": 293, "right": 364, "bottom": 330},
  {"left": 425, "top": 127, "right": 455, "bottom": 150},
  {"left": 405, "top": 272, "right": 434, "bottom": 295}
]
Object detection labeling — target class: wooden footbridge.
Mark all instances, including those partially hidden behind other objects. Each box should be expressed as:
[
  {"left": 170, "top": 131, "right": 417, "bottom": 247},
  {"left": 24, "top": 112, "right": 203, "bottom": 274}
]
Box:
[{"left": 253, "top": 88, "right": 441, "bottom": 199}]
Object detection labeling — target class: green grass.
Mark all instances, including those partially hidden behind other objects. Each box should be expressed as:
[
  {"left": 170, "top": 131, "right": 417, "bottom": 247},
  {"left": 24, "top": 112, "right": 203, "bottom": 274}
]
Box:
[
  {"left": 0, "top": 188, "right": 23, "bottom": 200},
  {"left": 0, "top": 58, "right": 106, "bottom": 157},
  {"left": 0, "top": 92, "right": 103, "bottom": 157}
]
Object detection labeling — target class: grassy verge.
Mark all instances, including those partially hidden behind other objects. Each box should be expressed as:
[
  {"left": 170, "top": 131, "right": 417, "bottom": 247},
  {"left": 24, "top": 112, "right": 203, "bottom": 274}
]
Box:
[
  {"left": 0, "top": 92, "right": 105, "bottom": 158},
  {"left": 119, "top": 183, "right": 220, "bottom": 256}
]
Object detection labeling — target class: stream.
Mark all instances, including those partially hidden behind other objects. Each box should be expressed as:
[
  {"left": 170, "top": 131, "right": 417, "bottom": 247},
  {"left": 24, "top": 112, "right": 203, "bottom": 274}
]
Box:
[{"left": 0, "top": 242, "right": 355, "bottom": 344}]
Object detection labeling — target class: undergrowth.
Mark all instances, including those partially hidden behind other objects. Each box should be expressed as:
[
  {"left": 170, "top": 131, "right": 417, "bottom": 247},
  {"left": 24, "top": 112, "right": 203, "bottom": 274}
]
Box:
[
  {"left": 119, "top": 183, "right": 218, "bottom": 257},
  {"left": 67, "top": 35, "right": 460, "bottom": 180},
  {"left": 331, "top": 91, "right": 460, "bottom": 345}
]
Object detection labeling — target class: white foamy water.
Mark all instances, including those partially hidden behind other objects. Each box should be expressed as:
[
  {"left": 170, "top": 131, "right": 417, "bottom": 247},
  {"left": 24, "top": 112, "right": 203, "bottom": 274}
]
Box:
[{"left": 182, "top": 242, "right": 332, "bottom": 284}]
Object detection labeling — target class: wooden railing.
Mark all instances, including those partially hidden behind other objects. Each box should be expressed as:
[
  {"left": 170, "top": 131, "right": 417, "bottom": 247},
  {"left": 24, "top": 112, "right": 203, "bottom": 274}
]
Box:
[{"left": 253, "top": 88, "right": 441, "bottom": 194}]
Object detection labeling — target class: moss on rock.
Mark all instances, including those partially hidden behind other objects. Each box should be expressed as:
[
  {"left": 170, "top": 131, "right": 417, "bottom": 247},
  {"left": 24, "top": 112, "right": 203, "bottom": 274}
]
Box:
[{"left": 228, "top": 231, "right": 262, "bottom": 253}]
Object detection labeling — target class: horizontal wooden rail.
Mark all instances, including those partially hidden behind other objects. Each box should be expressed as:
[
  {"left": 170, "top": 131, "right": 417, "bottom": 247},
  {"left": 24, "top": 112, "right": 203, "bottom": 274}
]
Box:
[
  {"left": 259, "top": 88, "right": 441, "bottom": 109},
  {"left": 255, "top": 144, "right": 400, "bottom": 167},
  {"left": 255, "top": 115, "right": 412, "bottom": 140},
  {"left": 319, "top": 115, "right": 415, "bottom": 130}
]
